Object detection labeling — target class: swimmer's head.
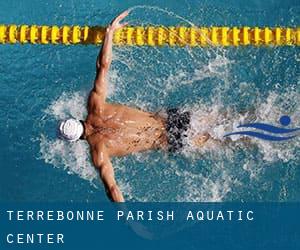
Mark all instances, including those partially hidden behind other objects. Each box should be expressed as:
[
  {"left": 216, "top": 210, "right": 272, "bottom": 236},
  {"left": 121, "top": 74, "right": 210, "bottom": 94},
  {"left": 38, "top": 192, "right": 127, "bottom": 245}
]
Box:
[{"left": 57, "top": 118, "right": 84, "bottom": 142}]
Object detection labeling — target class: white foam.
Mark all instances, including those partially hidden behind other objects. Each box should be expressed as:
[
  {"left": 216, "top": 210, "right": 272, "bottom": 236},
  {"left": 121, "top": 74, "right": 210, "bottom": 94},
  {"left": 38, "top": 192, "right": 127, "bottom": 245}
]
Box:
[
  {"left": 38, "top": 72, "right": 300, "bottom": 203},
  {"left": 181, "top": 89, "right": 300, "bottom": 163},
  {"left": 39, "top": 134, "right": 97, "bottom": 183},
  {"left": 45, "top": 92, "right": 87, "bottom": 120},
  {"left": 253, "top": 90, "right": 300, "bottom": 162},
  {"left": 175, "top": 164, "right": 233, "bottom": 202},
  {"left": 39, "top": 92, "right": 98, "bottom": 185}
]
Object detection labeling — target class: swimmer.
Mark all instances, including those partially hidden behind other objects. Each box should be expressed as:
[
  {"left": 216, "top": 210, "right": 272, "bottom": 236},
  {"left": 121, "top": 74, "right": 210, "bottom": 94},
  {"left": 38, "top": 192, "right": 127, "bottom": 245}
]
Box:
[{"left": 58, "top": 11, "right": 210, "bottom": 202}]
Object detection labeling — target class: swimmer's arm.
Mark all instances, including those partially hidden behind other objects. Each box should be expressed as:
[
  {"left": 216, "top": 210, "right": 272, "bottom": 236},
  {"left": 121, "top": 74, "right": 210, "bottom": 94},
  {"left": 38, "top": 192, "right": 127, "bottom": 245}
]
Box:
[
  {"left": 92, "top": 144, "right": 125, "bottom": 202},
  {"left": 94, "top": 11, "right": 129, "bottom": 99}
]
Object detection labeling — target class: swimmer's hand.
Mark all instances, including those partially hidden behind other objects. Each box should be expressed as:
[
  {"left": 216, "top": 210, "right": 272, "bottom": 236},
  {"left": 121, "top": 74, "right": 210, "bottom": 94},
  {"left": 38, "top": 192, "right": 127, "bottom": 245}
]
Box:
[
  {"left": 107, "top": 10, "right": 129, "bottom": 33},
  {"left": 93, "top": 10, "right": 129, "bottom": 101}
]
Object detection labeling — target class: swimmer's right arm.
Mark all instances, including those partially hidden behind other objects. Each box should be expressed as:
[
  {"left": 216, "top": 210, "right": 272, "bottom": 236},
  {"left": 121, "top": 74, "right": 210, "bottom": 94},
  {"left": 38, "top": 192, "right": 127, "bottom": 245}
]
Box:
[
  {"left": 93, "top": 11, "right": 129, "bottom": 100},
  {"left": 92, "top": 144, "right": 125, "bottom": 202}
]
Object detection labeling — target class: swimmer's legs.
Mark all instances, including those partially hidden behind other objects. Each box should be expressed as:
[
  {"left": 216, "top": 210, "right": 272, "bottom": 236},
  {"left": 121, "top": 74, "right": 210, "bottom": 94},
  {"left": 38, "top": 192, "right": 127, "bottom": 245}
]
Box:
[
  {"left": 190, "top": 115, "right": 216, "bottom": 147},
  {"left": 192, "top": 132, "right": 253, "bottom": 148},
  {"left": 192, "top": 133, "right": 211, "bottom": 147},
  {"left": 190, "top": 108, "right": 258, "bottom": 148}
]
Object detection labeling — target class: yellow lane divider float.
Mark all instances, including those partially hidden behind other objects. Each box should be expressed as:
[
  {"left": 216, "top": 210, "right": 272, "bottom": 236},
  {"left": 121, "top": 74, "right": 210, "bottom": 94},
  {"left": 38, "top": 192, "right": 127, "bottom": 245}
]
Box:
[{"left": 0, "top": 25, "right": 299, "bottom": 46}]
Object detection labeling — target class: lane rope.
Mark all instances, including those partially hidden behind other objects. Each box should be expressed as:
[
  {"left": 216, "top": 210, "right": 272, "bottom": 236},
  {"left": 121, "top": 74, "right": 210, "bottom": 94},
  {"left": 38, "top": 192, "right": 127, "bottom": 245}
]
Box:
[{"left": 0, "top": 25, "right": 299, "bottom": 46}]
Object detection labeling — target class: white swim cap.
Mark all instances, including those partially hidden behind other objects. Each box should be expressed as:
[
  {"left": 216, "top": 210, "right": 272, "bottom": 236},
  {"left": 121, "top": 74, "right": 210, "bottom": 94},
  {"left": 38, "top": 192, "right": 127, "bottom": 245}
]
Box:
[{"left": 58, "top": 118, "right": 84, "bottom": 142}]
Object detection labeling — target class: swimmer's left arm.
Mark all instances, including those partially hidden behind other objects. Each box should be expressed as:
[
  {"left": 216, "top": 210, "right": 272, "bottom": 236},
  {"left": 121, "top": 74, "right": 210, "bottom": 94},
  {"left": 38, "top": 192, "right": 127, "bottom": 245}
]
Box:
[
  {"left": 93, "top": 11, "right": 129, "bottom": 100},
  {"left": 92, "top": 143, "right": 125, "bottom": 202}
]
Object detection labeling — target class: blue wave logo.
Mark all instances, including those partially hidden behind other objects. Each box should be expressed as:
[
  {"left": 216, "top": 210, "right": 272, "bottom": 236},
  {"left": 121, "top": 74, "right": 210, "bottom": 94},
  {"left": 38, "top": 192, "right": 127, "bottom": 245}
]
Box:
[{"left": 224, "top": 116, "right": 300, "bottom": 141}]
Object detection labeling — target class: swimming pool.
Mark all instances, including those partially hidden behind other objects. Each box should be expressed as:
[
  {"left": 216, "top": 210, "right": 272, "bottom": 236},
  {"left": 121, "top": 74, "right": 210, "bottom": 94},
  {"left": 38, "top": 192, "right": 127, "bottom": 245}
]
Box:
[{"left": 0, "top": 0, "right": 299, "bottom": 202}]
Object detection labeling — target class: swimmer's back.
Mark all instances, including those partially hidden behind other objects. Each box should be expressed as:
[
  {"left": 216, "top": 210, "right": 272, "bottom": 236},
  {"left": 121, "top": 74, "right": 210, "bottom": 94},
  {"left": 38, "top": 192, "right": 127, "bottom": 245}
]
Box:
[{"left": 86, "top": 102, "right": 168, "bottom": 156}]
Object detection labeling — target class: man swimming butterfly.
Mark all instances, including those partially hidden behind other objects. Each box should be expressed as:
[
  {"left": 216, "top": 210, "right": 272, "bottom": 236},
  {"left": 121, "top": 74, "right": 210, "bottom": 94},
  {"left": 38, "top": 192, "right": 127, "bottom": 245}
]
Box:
[{"left": 58, "top": 11, "right": 210, "bottom": 202}]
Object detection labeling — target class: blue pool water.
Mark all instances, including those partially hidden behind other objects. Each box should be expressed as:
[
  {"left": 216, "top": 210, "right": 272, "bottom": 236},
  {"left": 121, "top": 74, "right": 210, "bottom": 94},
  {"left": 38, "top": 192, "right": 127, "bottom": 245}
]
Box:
[{"left": 0, "top": 0, "right": 299, "bottom": 202}]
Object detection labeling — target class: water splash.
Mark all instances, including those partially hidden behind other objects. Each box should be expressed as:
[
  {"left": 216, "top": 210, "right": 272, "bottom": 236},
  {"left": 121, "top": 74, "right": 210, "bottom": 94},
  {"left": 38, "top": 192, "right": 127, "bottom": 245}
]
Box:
[
  {"left": 39, "top": 89, "right": 300, "bottom": 202},
  {"left": 38, "top": 6, "right": 300, "bottom": 202}
]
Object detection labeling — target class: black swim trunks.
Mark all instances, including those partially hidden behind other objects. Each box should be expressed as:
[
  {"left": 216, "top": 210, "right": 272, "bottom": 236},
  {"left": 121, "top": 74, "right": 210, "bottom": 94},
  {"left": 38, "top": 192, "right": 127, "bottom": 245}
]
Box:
[{"left": 166, "top": 108, "right": 191, "bottom": 153}]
